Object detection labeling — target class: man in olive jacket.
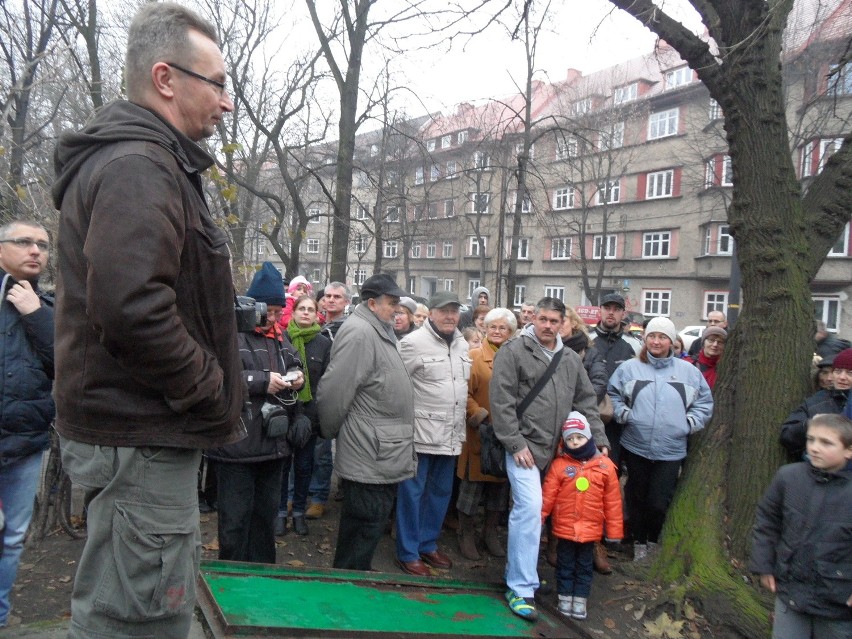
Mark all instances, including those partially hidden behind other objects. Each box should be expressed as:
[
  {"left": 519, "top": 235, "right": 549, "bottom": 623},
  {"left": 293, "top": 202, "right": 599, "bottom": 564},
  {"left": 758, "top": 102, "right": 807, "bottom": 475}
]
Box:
[
  {"left": 51, "top": 5, "right": 243, "bottom": 637},
  {"left": 490, "top": 297, "right": 608, "bottom": 621},
  {"left": 318, "top": 273, "right": 415, "bottom": 570}
]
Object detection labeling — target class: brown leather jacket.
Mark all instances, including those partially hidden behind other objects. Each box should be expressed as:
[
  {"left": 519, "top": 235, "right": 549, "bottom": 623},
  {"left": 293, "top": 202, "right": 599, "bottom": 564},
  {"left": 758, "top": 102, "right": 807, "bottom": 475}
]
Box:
[{"left": 51, "top": 100, "right": 245, "bottom": 449}]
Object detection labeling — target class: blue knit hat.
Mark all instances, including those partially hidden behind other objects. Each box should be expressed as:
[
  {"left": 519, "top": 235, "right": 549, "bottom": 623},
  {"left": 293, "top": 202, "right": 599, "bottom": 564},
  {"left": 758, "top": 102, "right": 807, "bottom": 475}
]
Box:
[{"left": 246, "top": 262, "right": 285, "bottom": 306}]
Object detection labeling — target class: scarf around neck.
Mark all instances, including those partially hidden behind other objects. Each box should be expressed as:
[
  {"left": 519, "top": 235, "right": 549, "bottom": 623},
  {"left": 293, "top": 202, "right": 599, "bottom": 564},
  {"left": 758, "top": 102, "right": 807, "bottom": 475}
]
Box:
[{"left": 287, "top": 321, "right": 322, "bottom": 402}]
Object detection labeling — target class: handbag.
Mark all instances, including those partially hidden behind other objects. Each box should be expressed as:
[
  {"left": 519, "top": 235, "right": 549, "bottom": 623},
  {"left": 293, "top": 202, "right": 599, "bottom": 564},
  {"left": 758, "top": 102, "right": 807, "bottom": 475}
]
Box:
[
  {"left": 479, "top": 349, "right": 565, "bottom": 478},
  {"left": 261, "top": 400, "right": 291, "bottom": 438},
  {"left": 598, "top": 394, "right": 614, "bottom": 424}
]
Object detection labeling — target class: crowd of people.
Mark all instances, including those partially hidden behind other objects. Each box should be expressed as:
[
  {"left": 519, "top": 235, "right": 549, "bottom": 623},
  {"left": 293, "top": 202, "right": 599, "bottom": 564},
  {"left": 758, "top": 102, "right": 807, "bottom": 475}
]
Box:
[{"left": 0, "top": 4, "right": 849, "bottom": 638}]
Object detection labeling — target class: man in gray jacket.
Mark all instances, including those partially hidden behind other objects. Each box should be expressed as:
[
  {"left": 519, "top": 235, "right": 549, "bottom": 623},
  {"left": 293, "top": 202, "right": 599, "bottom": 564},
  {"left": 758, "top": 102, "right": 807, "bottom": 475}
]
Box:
[
  {"left": 490, "top": 297, "right": 608, "bottom": 621},
  {"left": 317, "top": 273, "right": 415, "bottom": 570}
]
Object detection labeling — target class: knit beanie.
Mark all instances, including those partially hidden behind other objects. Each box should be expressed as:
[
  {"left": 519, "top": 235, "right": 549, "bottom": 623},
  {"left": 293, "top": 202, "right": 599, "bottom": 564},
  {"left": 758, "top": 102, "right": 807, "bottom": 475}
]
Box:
[
  {"left": 246, "top": 262, "right": 285, "bottom": 306},
  {"left": 562, "top": 411, "right": 591, "bottom": 443},
  {"left": 644, "top": 316, "right": 678, "bottom": 343},
  {"left": 702, "top": 326, "right": 727, "bottom": 341},
  {"left": 287, "top": 275, "right": 313, "bottom": 295},
  {"left": 833, "top": 348, "right": 852, "bottom": 372}
]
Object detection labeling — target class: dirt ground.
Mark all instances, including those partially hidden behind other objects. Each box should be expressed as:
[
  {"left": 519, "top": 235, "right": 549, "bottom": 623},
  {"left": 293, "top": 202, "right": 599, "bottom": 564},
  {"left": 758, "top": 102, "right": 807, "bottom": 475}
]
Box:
[{"left": 12, "top": 493, "right": 746, "bottom": 638}]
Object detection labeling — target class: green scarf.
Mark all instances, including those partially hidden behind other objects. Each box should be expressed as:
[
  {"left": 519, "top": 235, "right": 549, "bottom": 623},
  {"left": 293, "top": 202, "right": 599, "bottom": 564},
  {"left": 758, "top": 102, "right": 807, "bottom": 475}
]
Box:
[{"left": 286, "top": 321, "right": 322, "bottom": 402}]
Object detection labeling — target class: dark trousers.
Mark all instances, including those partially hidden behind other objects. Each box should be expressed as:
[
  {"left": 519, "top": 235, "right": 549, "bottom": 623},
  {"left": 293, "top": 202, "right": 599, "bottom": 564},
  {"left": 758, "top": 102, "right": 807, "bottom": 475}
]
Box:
[
  {"left": 280, "top": 434, "right": 317, "bottom": 515},
  {"left": 217, "top": 458, "right": 285, "bottom": 564},
  {"left": 333, "top": 479, "right": 397, "bottom": 570},
  {"left": 555, "top": 539, "right": 595, "bottom": 598},
  {"left": 621, "top": 449, "right": 682, "bottom": 544}
]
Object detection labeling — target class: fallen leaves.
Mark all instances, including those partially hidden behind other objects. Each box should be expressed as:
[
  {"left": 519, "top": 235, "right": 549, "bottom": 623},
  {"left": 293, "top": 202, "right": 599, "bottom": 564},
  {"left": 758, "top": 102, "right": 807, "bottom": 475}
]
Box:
[{"left": 644, "top": 612, "right": 685, "bottom": 638}]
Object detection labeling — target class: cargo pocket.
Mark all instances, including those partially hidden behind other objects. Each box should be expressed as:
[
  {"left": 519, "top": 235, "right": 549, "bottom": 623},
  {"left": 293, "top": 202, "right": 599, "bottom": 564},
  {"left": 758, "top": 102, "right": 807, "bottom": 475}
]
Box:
[
  {"left": 816, "top": 560, "right": 852, "bottom": 606},
  {"left": 94, "top": 500, "right": 199, "bottom": 621}
]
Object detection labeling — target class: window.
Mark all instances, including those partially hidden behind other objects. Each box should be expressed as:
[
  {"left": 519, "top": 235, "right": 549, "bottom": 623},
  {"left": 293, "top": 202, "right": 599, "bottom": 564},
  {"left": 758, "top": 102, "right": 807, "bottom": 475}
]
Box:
[
  {"left": 354, "top": 269, "right": 367, "bottom": 285},
  {"left": 440, "top": 135, "right": 451, "bottom": 149},
  {"left": 553, "top": 186, "right": 574, "bottom": 210},
  {"left": 819, "top": 138, "right": 843, "bottom": 172},
  {"left": 814, "top": 296, "right": 840, "bottom": 331},
  {"left": 718, "top": 225, "right": 733, "bottom": 255},
  {"left": 472, "top": 151, "right": 490, "bottom": 169},
  {"left": 446, "top": 160, "right": 458, "bottom": 178},
  {"left": 383, "top": 240, "right": 398, "bottom": 258},
  {"left": 510, "top": 191, "right": 532, "bottom": 213},
  {"left": 386, "top": 206, "right": 400, "bottom": 222},
  {"left": 414, "top": 205, "right": 424, "bottom": 221},
  {"left": 704, "top": 292, "right": 728, "bottom": 318},
  {"left": 828, "top": 61, "right": 852, "bottom": 96},
  {"left": 468, "top": 279, "right": 480, "bottom": 300},
  {"left": 648, "top": 108, "right": 679, "bottom": 139},
  {"left": 354, "top": 235, "right": 369, "bottom": 254},
  {"left": 643, "top": 290, "right": 671, "bottom": 316},
  {"left": 551, "top": 237, "right": 572, "bottom": 260},
  {"left": 596, "top": 180, "right": 621, "bottom": 205},
  {"left": 426, "top": 139, "right": 436, "bottom": 152},
  {"left": 457, "top": 131, "right": 468, "bottom": 144},
  {"left": 544, "top": 285, "right": 565, "bottom": 301},
  {"left": 515, "top": 238, "right": 530, "bottom": 260},
  {"left": 430, "top": 164, "right": 440, "bottom": 182},
  {"left": 428, "top": 202, "right": 438, "bottom": 219},
  {"left": 556, "top": 136, "right": 577, "bottom": 160},
  {"left": 705, "top": 155, "right": 733, "bottom": 187},
  {"left": 444, "top": 199, "right": 455, "bottom": 218},
  {"left": 613, "top": 83, "right": 637, "bottom": 104},
  {"left": 470, "top": 193, "right": 491, "bottom": 214},
  {"left": 354, "top": 205, "right": 369, "bottom": 220},
  {"left": 308, "top": 207, "right": 321, "bottom": 223},
  {"left": 311, "top": 268, "right": 321, "bottom": 283},
  {"left": 443, "top": 278, "right": 454, "bottom": 292},
  {"left": 442, "top": 241, "right": 454, "bottom": 258},
  {"left": 414, "top": 167, "right": 424, "bottom": 185},
  {"left": 708, "top": 98, "right": 723, "bottom": 121},
  {"left": 408, "top": 276, "right": 416, "bottom": 294},
  {"left": 411, "top": 242, "right": 421, "bottom": 258},
  {"left": 801, "top": 142, "right": 814, "bottom": 178},
  {"left": 426, "top": 242, "right": 437, "bottom": 258},
  {"left": 514, "top": 285, "right": 526, "bottom": 306},
  {"left": 647, "top": 170, "right": 674, "bottom": 199},
  {"left": 515, "top": 142, "right": 535, "bottom": 158},
  {"left": 828, "top": 222, "right": 849, "bottom": 256},
  {"left": 306, "top": 238, "right": 320, "bottom": 254},
  {"left": 572, "top": 98, "right": 592, "bottom": 115},
  {"left": 642, "top": 231, "right": 671, "bottom": 258},
  {"left": 664, "top": 66, "right": 692, "bottom": 90},
  {"left": 593, "top": 234, "right": 617, "bottom": 259},
  {"left": 468, "top": 236, "right": 487, "bottom": 256},
  {"left": 369, "top": 144, "right": 378, "bottom": 157},
  {"left": 600, "top": 121, "right": 624, "bottom": 151}
]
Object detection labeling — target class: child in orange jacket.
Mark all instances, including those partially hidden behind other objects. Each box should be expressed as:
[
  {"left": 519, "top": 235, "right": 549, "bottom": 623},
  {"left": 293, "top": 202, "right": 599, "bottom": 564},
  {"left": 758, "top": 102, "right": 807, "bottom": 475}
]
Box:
[{"left": 542, "top": 411, "right": 623, "bottom": 621}]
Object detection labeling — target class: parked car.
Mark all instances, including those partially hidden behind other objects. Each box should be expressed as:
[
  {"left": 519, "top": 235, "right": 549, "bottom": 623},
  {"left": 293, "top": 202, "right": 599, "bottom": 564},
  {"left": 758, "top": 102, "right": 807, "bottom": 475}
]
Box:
[{"left": 679, "top": 325, "right": 704, "bottom": 351}]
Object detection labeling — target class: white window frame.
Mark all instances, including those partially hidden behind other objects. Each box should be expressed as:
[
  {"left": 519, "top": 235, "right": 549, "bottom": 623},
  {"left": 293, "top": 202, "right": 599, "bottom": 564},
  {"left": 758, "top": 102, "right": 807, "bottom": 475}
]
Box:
[
  {"left": 414, "top": 167, "right": 424, "bottom": 185},
  {"left": 457, "top": 131, "right": 468, "bottom": 144},
  {"left": 354, "top": 236, "right": 369, "bottom": 255},
  {"left": 310, "top": 268, "right": 321, "bottom": 283},
  {"left": 648, "top": 108, "right": 679, "bottom": 140},
  {"left": 410, "top": 242, "right": 421, "bottom": 258},
  {"left": 642, "top": 289, "right": 671, "bottom": 317},
  {"left": 704, "top": 292, "right": 728, "bottom": 318},
  {"left": 468, "top": 236, "right": 487, "bottom": 257},
  {"left": 369, "top": 144, "right": 378, "bottom": 157},
  {"left": 426, "top": 242, "right": 437, "bottom": 258},
  {"left": 355, "top": 205, "right": 369, "bottom": 220},
  {"left": 444, "top": 199, "right": 455, "bottom": 218},
  {"left": 721, "top": 155, "right": 733, "bottom": 186},
  {"left": 305, "top": 238, "right": 320, "bottom": 254},
  {"left": 829, "top": 61, "right": 852, "bottom": 96},
  {"left": 664, "top": 66, "right": 692, "bottom": 90},
  {"left": 593, "top": 234, "right": 617, "bottom": 259},
  {"left": 551, "top": 237, "right": 572, "bottom": 260},
  {"left": 308, "top": 207, "right": 322, "bottom": 223},
  {"left": 470, "top": 193, "right": 491, "bottom": 214},
  {"left": 818, "top": 138, "right": 843, "bottom": 172},
  {"left": 642, "top": 231, "right": 672, "bottom": 258},
  {"left": 544, "top": 285, "right": 565, "bottom": 301},
  {"left": 801, "top": 141, "right": 814, "bottom": 178},
  {"left": 828, "top": 222, "right": 849, "bottom": 256},
  {"left": 718, "top": 225, "right": 733, "bottom": 255},
  {"left": 426, "top": 139, "right": 436, "bottom": 152},
  {"left": 646, "top": 169, "right": 674, "bottom": 199},
  {"left": 708, "top": 98, "right": 722, "bottom": 121},
  {"left": 572, "top": 98, "right": 592, "bottom": 115},
  {"left": 613, "top": 82, "right": 638, "bottom": 104},
  {"left": 445, "top": 160, "right": 458, "bottom": 178},
  {"left": 428, "top": 202, "right": 438, "bottom": 219},
  {"left": 442, "top": 241, "right": 454, "bottom": 258},
  {"left": 383, "top": 240, "right": 398, "bottom": 258},
  {"left": 514, "top": 285, "right": 526, "bottom": 306},
  {"left": 441, "top": 135, "right": 452, "bottom": 149},
  {"left": 553, "top": 186, "right": 574, "bottom": 210},
  {"left": 430, "top": 164, "right": 440, "bottom": 182},
  {"left": 600, "top": 121, "right": 624, "bottom": 151},
  {"left": 515, "top": 237, "right": 530, "bottom": 260},
  {"left": 556, "top": 136, "right": 577, "bottom": 160},
  {"left": 472, "top": 151, "right": 489, "bottom": 170},
  {"left": 468, "top": 279, "right": 480, "bottom": 300},
  {"left": 596, "top": 179, "right": 621, "bottom": 205},
  {"left": 814, "top": 296, "right": 841, "bottom": 331},
  {"left": 386, "top": 206, "right": 400, "bottom": 223},
  {"left": 354, "top": 269, "right": 367, "bottom": 285},
  {"left": 444, "top": 278, "right": 455, "bottom": 292}
]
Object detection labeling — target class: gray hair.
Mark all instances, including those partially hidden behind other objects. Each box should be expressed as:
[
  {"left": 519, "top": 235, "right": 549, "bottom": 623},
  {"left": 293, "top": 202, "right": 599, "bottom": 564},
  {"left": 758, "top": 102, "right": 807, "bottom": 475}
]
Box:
[
  {"left": 0, "top": 219, "right": 47, "bottom": 241},
  {"left": 325, "top": 281, "right": 351, "bottom": 301},
  {"left": 125, "top": 2, "right": 218, "bottom": 101},
  {"left": 484, "top": 307, "right": 517, "bottom": 332}
]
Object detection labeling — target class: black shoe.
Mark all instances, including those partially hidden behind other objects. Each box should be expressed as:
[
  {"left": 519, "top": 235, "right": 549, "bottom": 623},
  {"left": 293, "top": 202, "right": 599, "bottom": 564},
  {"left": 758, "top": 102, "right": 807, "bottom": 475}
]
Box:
[
  {"left": 198, "top": 499, "right": 215, "bottom": 514},
  {"left": 274, "top": 514, "right": 287, "bottom": 536},
  {"left": 292, "top": 515, "right": 309, "bottom": 536}
]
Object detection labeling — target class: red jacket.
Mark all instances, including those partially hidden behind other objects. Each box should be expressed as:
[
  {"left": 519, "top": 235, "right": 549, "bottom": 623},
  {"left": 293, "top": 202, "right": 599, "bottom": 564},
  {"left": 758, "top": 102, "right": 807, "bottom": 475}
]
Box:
[{"left": 541, "top": 447, "right": 624, "bottom": 543}]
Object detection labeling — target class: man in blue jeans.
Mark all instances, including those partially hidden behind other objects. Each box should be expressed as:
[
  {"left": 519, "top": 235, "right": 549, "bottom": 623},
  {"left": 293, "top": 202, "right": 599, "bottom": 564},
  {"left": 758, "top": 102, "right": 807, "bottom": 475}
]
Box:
[
  {"left": 0, "top": 219, "right": 55, "bottom": 629},
  {"left": 489, "top": 297, "right": 608, "bottom": 621}
]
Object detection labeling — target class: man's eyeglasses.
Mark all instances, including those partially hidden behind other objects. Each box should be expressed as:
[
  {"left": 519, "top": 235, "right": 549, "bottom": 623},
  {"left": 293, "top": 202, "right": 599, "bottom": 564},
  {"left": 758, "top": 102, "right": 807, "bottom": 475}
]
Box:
[
  {"left": 165, "top": 62, "right": 227, "bottom": 95},
  {"left": 0, "top": 237, "right": 49, "bottom": 251}
]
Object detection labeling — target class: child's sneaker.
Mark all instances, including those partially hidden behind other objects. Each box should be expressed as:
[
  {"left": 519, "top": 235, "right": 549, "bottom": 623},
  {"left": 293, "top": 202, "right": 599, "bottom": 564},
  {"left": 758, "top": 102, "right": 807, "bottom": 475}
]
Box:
[
  {"left": 571, "top": 597, "right": 587, "bottom": 620},
  {"left": 633, "top": 542, "right": 648, "bottom": 562},
  {"left": 557, "top": 594, "right": 573, "bottom": 616}
]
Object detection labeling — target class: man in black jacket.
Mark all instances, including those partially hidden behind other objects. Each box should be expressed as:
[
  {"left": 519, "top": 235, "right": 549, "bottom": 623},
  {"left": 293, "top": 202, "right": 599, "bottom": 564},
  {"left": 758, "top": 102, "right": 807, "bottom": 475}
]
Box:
[{"left": 0, "top": 220, "right": 54, "bottom": 629}]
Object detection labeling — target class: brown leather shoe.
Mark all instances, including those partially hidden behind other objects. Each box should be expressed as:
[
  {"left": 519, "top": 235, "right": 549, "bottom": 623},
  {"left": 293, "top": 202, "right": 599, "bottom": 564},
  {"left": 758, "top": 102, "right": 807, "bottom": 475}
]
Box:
[
  {"left": 593, "top": 541, "right": 612, "bottom": 574},
  {"left": 420, "top": 549, "right": 453, "bottom": 569},
  {"left": 396, "top": 558, "right": 433, "bottom": 577}
]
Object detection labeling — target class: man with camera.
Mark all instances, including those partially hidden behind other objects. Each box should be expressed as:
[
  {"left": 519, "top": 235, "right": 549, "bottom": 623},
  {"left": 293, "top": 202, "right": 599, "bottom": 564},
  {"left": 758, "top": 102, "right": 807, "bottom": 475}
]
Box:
[
  {"left": 318, "top": 273, "right": 416, "bottom": 571},
  {"left": 51, "top": 4, "right": 244, "bottom": 637}
]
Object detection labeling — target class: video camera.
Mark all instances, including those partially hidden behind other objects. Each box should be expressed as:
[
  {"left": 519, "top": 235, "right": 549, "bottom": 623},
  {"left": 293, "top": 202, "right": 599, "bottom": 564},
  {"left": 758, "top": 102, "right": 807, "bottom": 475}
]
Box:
[{"left": 234, "top": 295, "right": 267, "bottom": 333}]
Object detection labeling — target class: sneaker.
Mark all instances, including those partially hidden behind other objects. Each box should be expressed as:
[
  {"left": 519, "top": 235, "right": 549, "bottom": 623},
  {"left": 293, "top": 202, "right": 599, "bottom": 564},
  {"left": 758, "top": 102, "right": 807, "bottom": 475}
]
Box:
[
  {"left": 557, "top": 594, "right": 573, "bottom": 616},
  {"left": 505, "top": 589, "right": 538, "bottom": 621},
  {"left": 633, "top": 542, "right": 648, "bottom": 562},
  {"left": 571, "top": 597, "right": 587, "bottom": 620},
  {"left": 292, "top": 515, "right": 309, "bottom": 536},
  {"left": 305, "top": 503, "right": 324, "bottom": 520}
]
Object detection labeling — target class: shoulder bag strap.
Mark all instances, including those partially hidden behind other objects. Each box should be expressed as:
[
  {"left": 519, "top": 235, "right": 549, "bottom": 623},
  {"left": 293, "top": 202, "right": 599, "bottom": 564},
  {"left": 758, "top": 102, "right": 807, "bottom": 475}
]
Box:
[{"left": 516, "top": 347, "right": 564, "bottom": 419}]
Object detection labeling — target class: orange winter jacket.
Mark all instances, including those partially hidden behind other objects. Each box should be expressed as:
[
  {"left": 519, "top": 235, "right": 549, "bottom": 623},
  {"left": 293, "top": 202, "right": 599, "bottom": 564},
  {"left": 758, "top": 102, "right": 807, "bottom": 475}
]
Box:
[{"left": 541, "top": 448, "right": 624, "bottom": 543}]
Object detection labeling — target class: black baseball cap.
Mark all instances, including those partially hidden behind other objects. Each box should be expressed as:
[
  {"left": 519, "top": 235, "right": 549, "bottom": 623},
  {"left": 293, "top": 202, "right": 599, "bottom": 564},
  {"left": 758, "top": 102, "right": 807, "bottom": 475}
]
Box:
[
  {"left": 360, "top": 273, "right": 407, "bottom": 300},
  {"left": 599, "top": 293, "right": 625, "bottom": 308}
]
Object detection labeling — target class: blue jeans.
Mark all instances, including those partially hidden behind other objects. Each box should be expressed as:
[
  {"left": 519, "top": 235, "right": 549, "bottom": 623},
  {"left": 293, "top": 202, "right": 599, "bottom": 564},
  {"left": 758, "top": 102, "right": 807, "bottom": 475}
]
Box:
[
  {"left": 505, "top": 450, "right": 543, "bottom": 598},
  {"left": 308, "top": 437, "right": 333, "bottom": 505},
  {"left": 0, "top": 452, "right": 43, "bottom": 626},
  {"left": 60, "top": 438, "right": 201, "bottom": 639},
  {"left": 280, "top": 434, "right": 317, "bottom": 516},
  {"left": 555, "top": 539, "right": 594, "bottom": 598},
  {"left": 395, "top": 453, "right": 455, "bottom": 562}
]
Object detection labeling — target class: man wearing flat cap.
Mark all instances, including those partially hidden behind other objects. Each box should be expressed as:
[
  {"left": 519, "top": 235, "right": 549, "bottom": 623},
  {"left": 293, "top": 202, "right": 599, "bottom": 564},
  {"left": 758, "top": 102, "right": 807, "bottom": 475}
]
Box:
[
  {"left": 317, "top": 273, "right": 415, "bottom": 570},
  {"left": 394, "top": 291, "right": 470, "bottom": 576}
]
